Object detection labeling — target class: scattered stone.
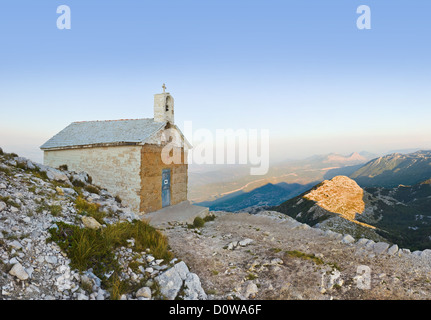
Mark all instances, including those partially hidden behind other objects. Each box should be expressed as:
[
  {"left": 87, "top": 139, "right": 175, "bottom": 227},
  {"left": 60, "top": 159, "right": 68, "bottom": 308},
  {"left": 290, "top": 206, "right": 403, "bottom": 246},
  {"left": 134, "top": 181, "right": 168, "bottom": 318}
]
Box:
[
  {"left": 420, "top": 249, "right": 431, "bottom": 260},
  {"left": 373, "top": 242, "right": 390, "bottom": 255},
  {"left": 356, "top": 238, "right": 369, "bottom": 246},
  {"left": 9, "top": 263, "right": 29, "bottom": 281},
  {"left": 81, "top": 216, "right": 102, "bottom": 230},
  {"left": 9, "top": 240, "right": 23, "bottom": 250},
  {"left": 56, "top": 187, "right": 65, "bottom": 196},
  {"left": 45, "top": 255, "right": 58, "bottom": 264},
  {"left": 154, "top": 261, "right": 206, "bottom": 300},
  {"left": 243, "top": 282, "right": 258, "bottom": 299},
  {"left": 155, "top": 263, "right": 186, "bottom": 300},
  {"left": 239, "top": 238, "right": 253, "bottom": 247},
  {"left": 341, "top": 234, "right": 355, "bottom": 244},
  {"left": 387, "top": 244, "right": 399, "bottom": 255},
  {"left": 136, "top": 287, "right": 151, "bottom": 299},
  {"left": 10, "top": 207, "right": 19, "bottom": 213}
]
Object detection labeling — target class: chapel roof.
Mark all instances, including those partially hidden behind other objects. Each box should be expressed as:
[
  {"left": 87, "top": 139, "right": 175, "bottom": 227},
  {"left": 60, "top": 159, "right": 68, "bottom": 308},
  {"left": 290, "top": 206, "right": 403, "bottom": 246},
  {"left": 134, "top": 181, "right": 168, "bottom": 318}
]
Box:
[{"left": 40, "top": 118, "right": 170, "bottom": 150}]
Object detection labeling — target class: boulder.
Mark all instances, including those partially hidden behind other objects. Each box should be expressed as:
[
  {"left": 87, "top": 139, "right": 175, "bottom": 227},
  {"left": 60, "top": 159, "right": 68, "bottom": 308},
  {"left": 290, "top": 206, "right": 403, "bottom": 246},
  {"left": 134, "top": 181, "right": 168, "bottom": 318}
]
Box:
[
  {"left": 373, "top": 242, "right": 390, "bottom": 255},
  {"left": 420, "top": 249, "right": 431, "bottom": 261},
  {"left": 356, "top": 238, "right": 369, "bottom": 246},
  {"left": 387, "top": 244, "right": 399, "bottom": 255},
  {"left": 9, "top": 263, "right": 29, "bottom": 281},
  {"left": 243, "top": 281, "right": 258, "bottom": 299},
  {"left": 70, "top": 172, "right": 90, "bottom": 185},
  {"left": 81, "top": 216, "right": 102, "bottom": 230},
  {"left": 154, "top": 262, "right": 186, "bottom": 300},
  {"left": 239, "top": 238, "right": 254, "bottom": 247},
  {"left": 183, "top": 273, "right": 207, "bottom": 300},
  {"left": 154, "top": 261, "right": 206, "bottom": 300},
  {"left": 136, "top": 287, "right": 152, "bottom": 299},
  {"left": 35, "top": 164, "right": 70, "bottom": 183},
  {"left": 341, "top": 234, "right": 355, "bottom": 244}
]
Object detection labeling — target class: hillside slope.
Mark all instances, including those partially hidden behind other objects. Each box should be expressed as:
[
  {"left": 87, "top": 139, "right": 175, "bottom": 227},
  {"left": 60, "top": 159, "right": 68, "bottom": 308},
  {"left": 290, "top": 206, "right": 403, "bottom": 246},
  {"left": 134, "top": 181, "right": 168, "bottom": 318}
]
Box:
[
  {"left": 350, "top": 150, "right": 431, "bottom": 187},
  {"left": 0, "top": 148, "right": 206, "bottom": 300},
  {"left": 359, "top": 182, "right": 431, "bottom": 251}
]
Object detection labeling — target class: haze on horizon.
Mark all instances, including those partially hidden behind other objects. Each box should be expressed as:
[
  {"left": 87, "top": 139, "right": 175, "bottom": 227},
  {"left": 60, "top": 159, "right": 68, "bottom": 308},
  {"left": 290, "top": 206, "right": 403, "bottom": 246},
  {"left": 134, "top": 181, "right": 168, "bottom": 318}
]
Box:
[{"left": 1, "top": 1, "right": 430, "bottom": 165}]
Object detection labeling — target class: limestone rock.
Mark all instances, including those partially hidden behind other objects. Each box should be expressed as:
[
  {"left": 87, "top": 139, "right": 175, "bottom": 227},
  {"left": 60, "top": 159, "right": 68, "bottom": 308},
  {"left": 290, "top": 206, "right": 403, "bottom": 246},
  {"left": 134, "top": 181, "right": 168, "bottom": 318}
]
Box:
[
  {"left": 35, "top": 164, "right": 70, "bottom": 183},
  {"left": 420, "top": 249, "right": 431, "bottom": 261},
  {"left": 9, "top": 263, "right": 29, "bottom": 281},
  {"left": 81, "top": 216, "right": 102, "bottom": 230},
  {"left": 239, "top": 238, "right": 254, "bottom": 247},
  {"left": 154, "top": 261, "right": 206, "bottom": 300},
  {"left": 173, "top": 261, "right": 189, "bottom": 280},
  {"left": 183, "top": 272, "right": 207, "bottom": 300},
  {"left": 154, "top": 262, "right": 186, "bottom": 300},
  {"left": 243, "top": 282, "right": 258, "bottom": 299},
  {"left": 136, "top": 287, "right": 152, "bottom": 299},
  {"left": 373, "top": 242, "right": 390, "bottom": 255},
  {"left": 341, "top": 234, "right": 355, "bottom": 244},
  {"left": 387, "top": 244, "right": 399, "bottom": 255}
]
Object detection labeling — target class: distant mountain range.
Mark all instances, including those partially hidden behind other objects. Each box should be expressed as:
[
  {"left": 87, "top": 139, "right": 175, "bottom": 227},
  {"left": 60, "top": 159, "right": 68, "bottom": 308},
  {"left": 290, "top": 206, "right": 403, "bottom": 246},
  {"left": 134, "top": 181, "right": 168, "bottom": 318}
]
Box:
[
  {"left": 192, "top": 150, "right": 431, "bottom": 218},
  {"left": 350, "top": 150, "right": 431, "bottom": 187}
]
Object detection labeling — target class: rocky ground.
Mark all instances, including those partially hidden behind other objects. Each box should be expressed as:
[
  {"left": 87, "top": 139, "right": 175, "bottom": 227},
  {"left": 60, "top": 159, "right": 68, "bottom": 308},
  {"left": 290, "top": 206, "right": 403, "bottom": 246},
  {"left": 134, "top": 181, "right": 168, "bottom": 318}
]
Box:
[
  {"left": 0, "top": 148, "right": 206, "bottom": 300},
  {"left": 161, "top": 211, "right": 431, "bottom": 300}
]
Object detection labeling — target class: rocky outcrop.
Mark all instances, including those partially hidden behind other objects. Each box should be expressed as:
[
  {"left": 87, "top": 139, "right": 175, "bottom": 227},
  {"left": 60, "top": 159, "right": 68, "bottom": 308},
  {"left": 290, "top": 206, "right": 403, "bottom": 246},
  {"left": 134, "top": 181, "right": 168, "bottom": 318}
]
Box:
[
  {"left": 154, "top": 261, "right": 207, "bottom": 300},
  {"left": 304, "top": 176, "right": 365, "bottom": 221}
]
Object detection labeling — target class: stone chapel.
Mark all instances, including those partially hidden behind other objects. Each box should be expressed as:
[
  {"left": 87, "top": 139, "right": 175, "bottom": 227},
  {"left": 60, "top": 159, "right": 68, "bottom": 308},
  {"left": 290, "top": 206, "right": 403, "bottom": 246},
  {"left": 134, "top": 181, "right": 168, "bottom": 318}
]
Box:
[{"left": 40, "top": 86, "right": 190, "bottom": 214}]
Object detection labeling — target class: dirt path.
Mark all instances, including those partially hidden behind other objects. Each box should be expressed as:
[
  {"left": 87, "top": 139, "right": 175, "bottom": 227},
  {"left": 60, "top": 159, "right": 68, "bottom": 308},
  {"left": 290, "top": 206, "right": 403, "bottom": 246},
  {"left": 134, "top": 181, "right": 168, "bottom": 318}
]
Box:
[{"left": 160, "top": 211, "right": 431, "bottom": 300}]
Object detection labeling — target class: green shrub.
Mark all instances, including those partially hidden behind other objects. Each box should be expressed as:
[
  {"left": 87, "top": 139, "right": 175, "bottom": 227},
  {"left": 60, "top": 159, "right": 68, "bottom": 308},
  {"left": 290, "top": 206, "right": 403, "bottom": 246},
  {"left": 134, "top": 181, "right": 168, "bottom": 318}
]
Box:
[
  {"left": 0, "top": 196, "right": 20, "bottom": 209},
  {"left": 48, "top": 219, "right": 173, "bottom": 298},
  {"left": 16, "top": 162, "right": 27, "bottom": 170},
  {"left": 58, "top": 164, "right": 68, "bottom": 171},
  {"left": 192, "top": 216, "right": 205, "bottom": 228},
  {"left": 49, "top": 205, "right": 63, "bottom": 217},
  {"left": 285, "top": 250, "right": 324, "bottom": 265},
  {"left": 0, "top": 166, "right": 11, "bottom": 175},
  {"left": 72, "top": 179, "right": 86, "bottom": 188},
  {"left": 84, "top": 185, "right": 100, "bottom": 195},
  {"left": 203, "top": 214, "right": 216, "bottom": 222}
]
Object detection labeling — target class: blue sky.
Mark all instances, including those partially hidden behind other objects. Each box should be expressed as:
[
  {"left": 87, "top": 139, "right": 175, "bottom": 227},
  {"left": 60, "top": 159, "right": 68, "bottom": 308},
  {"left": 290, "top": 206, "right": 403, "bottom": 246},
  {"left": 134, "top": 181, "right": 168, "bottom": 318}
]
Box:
[{"left": 0, "top": 0, "right": 430, "bottom": 163}]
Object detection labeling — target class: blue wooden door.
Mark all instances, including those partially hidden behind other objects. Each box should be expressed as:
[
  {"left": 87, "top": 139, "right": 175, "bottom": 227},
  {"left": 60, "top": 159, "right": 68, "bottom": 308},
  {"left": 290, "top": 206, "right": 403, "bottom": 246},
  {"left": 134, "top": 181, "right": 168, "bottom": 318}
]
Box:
[{"left": 162, "top": 169, "right": 171, "bottom": 208}]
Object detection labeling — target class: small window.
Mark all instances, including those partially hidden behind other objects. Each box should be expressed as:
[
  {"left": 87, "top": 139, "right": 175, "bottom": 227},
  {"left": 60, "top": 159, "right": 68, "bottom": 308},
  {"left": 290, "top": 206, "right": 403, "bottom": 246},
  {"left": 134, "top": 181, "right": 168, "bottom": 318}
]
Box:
[{"left": 166, "top": 96, "right": 171, "bottom": 112}]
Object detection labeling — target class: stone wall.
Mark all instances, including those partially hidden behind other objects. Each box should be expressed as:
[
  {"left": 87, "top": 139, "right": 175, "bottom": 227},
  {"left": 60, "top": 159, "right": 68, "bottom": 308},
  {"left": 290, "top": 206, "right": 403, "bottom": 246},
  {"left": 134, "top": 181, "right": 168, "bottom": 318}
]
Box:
[
  {"left": 140, "top": 144, "right": 188, "bottom": 213},
  {"left": 44, "top": 145, "right": 142, "bottom": 212}
]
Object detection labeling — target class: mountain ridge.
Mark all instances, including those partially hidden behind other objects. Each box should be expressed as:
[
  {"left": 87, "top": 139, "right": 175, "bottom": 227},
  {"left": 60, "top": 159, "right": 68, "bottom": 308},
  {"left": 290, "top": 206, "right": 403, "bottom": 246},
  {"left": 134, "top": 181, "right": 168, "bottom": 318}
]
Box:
[{"left": 350, "top": 150, "right": 431, "bottom": 187}]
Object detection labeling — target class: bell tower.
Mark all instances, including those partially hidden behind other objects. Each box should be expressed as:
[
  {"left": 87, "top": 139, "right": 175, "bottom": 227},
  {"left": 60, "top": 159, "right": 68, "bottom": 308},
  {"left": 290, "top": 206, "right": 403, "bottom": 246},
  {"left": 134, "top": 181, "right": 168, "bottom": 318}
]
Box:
[{"left": 154, "top": 83, "right": 174, "bottom": 124}]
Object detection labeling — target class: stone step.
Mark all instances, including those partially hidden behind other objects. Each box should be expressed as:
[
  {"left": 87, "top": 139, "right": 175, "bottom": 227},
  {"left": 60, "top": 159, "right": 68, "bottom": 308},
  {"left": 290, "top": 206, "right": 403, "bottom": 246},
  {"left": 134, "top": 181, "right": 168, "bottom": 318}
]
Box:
[{"left": 144, "top": 201, "right": 209, "bottom": 227}]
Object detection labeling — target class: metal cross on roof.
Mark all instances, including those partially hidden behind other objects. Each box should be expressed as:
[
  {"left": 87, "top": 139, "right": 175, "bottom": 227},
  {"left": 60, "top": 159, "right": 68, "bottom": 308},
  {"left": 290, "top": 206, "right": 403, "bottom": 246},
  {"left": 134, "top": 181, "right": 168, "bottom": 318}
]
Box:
[{"left": 162, "top": 83, "right": 166, "bottom": 93}]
